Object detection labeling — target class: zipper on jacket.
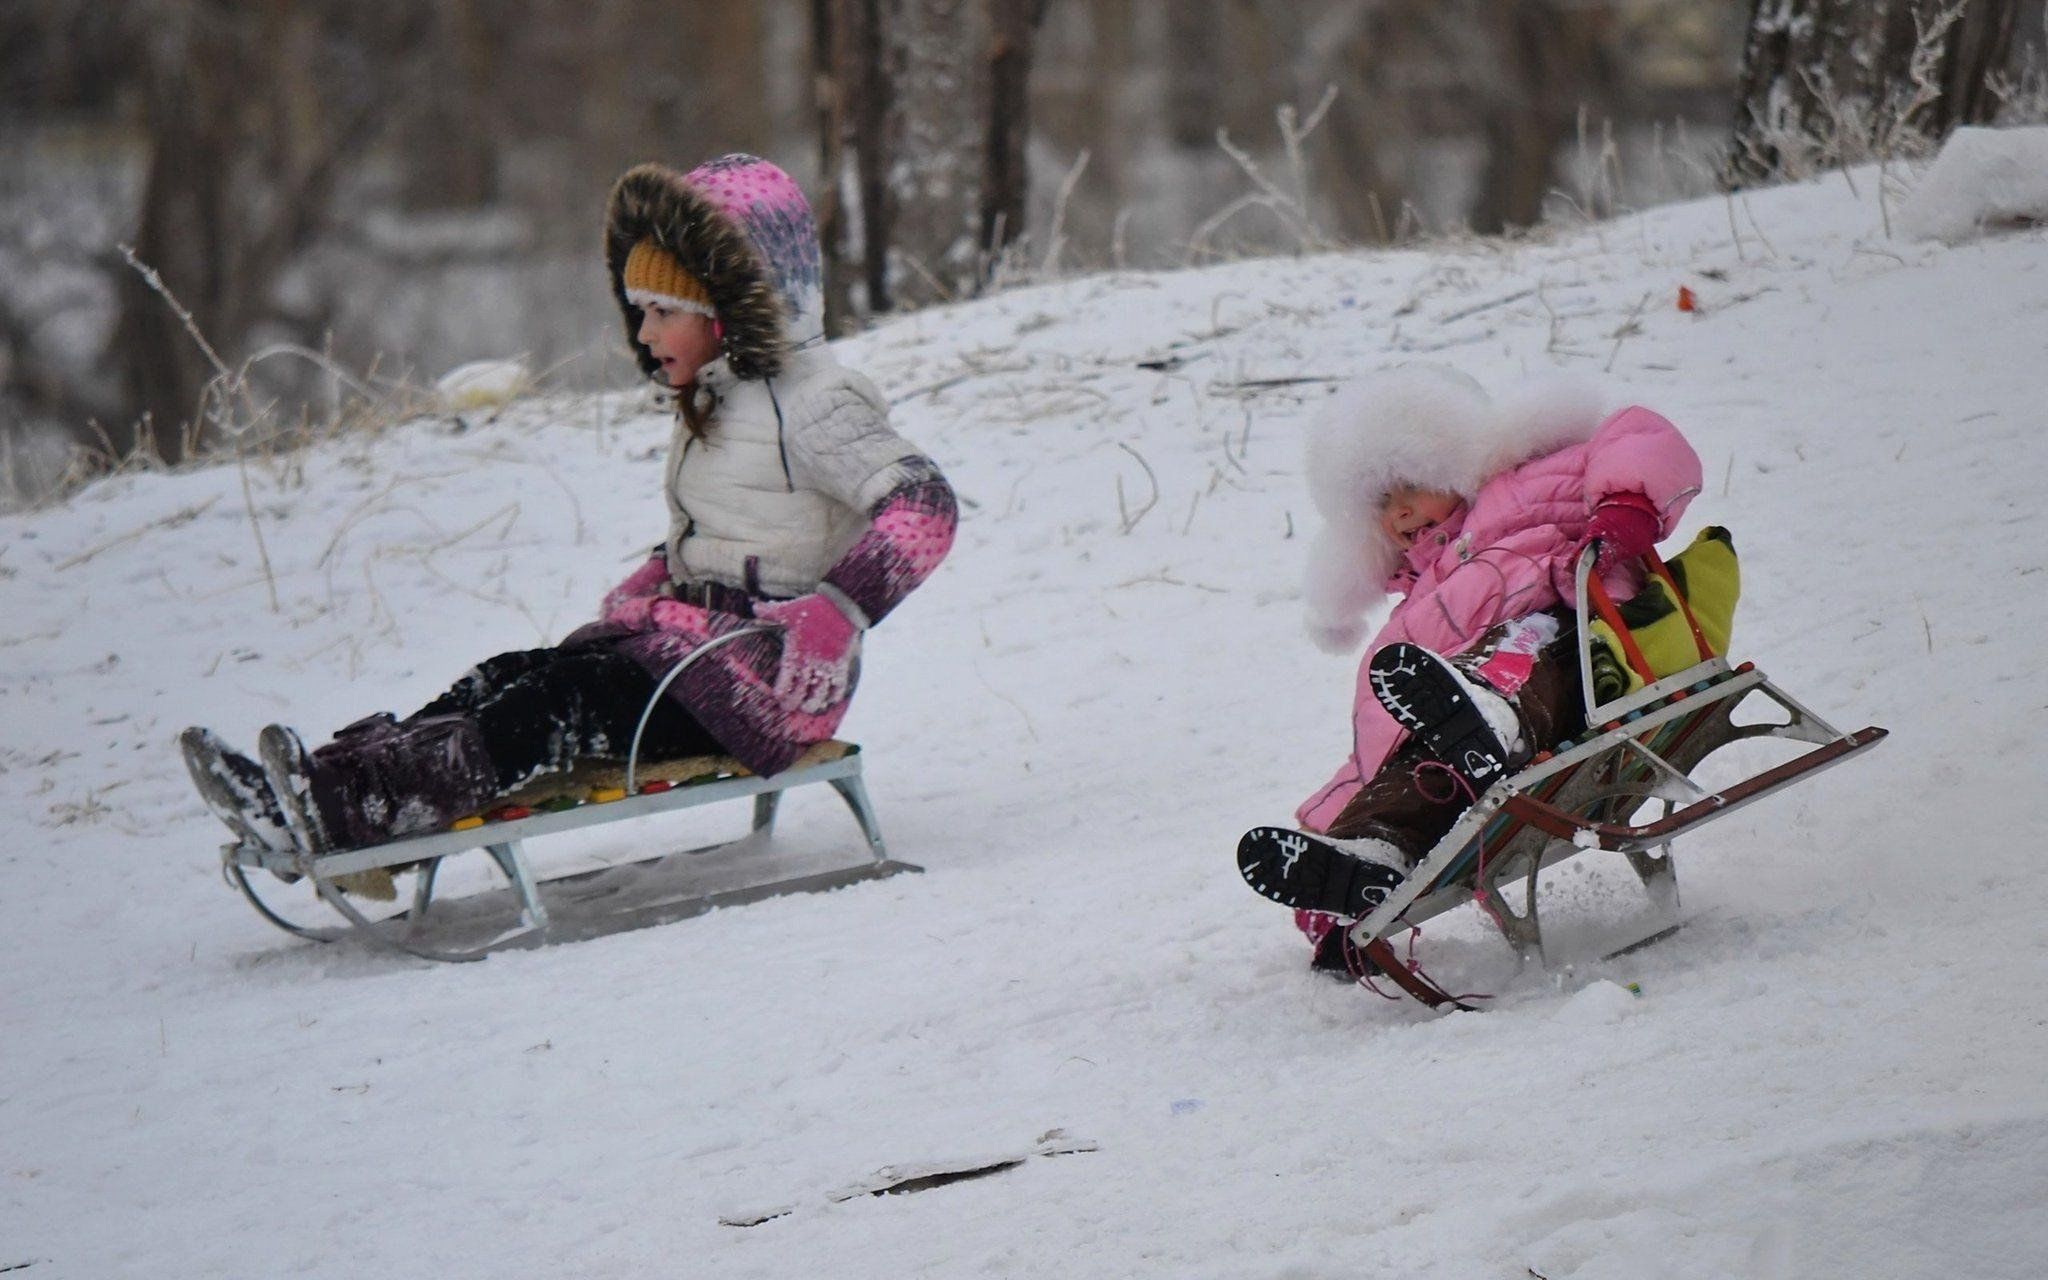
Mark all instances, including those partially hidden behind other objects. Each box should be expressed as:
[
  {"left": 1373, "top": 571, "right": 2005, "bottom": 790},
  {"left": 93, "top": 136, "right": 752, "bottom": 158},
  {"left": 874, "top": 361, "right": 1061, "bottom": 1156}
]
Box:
[{"left": 765, "top": 378, "right": 795, "bottom": 492}]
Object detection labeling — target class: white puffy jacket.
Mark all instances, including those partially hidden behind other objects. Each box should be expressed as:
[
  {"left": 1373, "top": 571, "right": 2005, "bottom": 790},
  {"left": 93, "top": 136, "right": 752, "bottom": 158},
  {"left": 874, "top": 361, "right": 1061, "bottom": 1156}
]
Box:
[{"left": 662, "top": 344, "right": 925, "bottom": 599}]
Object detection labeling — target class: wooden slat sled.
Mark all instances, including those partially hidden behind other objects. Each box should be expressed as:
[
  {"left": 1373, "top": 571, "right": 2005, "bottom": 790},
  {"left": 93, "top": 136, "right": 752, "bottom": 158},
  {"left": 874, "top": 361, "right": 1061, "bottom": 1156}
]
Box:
[{"left": 1346, "top": 548, "right": 1887, "bottom": 1010}]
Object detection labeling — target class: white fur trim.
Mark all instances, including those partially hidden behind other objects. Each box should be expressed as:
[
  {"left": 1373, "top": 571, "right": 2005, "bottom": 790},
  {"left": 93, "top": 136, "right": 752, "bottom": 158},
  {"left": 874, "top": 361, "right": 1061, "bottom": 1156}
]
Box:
[
  {"left": 626, "top": 286, "right": 718, "bottom": 320},
  {"left": 1298, "top": 364, "right": 1611, "bottom": 651},
  {"left": 1302, "top": 523, "right": 1384, "bottom": 654},
  {"left": 1480, "top": 374, "right": 1612, "bottom": 482}
]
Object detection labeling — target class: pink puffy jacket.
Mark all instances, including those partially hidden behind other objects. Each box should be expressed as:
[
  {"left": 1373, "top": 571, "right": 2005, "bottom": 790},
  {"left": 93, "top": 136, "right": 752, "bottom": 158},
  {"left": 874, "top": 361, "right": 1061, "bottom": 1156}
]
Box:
[{"left": 1296, "top": 406, "right": 1702, "bottom": 831}]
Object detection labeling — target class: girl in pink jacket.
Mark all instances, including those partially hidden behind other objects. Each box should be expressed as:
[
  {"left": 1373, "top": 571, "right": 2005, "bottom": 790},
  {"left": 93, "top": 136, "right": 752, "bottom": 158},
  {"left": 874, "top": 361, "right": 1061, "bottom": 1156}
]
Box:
[{"left": 1240, "top": 365, "right": 1703, "bottom": 973}]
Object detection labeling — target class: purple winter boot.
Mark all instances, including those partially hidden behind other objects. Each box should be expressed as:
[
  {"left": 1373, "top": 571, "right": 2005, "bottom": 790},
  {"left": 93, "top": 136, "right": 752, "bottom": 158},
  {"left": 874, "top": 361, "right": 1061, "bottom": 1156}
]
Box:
[{"left": 258, "top": 715, "right": 498, "bottom": 854}]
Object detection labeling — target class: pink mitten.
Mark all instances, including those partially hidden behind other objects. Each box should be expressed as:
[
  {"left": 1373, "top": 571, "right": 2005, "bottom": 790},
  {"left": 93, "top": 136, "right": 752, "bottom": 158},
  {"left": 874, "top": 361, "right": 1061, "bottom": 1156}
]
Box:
[
  {"left": 645, "top": 598, "right": 719, "bottom": 642},
  {"left": 606, "top": 595, "right": 655, "bottom": 630},
  {"left": 755, "top": 594, "right": 859, "bottom": 714},
  {"left": 602, "top": 553, "right": 671, "bottom": 629},
  {"left": 1580, "top": 492, "right": 1662, "bottom": 574}
]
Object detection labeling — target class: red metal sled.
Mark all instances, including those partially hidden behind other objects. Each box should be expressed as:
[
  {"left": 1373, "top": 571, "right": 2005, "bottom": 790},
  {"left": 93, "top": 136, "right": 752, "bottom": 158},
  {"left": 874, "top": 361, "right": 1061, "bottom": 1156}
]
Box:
[{"left": 1346, "top": 547, "right": 1887, "bottom": 1011}]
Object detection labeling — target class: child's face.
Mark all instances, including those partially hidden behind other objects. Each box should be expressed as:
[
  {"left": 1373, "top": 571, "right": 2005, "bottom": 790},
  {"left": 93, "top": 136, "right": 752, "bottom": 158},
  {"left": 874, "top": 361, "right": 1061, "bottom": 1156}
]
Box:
[
  {"left": 637, "top": 304, "right": 721, "bottom": 387},
  {"left": 1379, "top": 486, "right": 1461, "bottom": 548}
]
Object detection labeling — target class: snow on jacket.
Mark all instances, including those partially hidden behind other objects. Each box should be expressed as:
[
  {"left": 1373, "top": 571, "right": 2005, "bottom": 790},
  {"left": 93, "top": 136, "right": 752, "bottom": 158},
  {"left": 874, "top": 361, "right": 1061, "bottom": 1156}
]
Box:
[
  {"left": 569, "top": 155, "right": 957, "bottom": 777},
  {"left": 1294, "top": 367, "right": 1702, "bottom": 832}
]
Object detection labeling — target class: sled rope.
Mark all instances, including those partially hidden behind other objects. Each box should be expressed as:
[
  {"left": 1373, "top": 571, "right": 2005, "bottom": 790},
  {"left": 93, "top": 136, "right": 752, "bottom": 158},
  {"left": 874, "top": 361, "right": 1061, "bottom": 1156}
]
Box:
[
  {"left": 1585, "top": 572, "right": 1656, "bottom": 685},
  {"left": 1410, "top": 759, "right": 1508, "bottom": 936},
  {"left": 1359, "top": 929, "right": 1488, "bottom": 1012},
  {"left": 1645, "top": 549, "right": 1716, "bottom": 663},
  {"left": 1349, "top": 928, "right": 1410, "bottom": 1001}
]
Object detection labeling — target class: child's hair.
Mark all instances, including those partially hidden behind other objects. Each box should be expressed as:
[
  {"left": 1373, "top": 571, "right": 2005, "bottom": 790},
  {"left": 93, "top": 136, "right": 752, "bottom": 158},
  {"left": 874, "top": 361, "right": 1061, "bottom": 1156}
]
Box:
[{"left": 678, "top": 383, "right": 715, "bottom": 439}]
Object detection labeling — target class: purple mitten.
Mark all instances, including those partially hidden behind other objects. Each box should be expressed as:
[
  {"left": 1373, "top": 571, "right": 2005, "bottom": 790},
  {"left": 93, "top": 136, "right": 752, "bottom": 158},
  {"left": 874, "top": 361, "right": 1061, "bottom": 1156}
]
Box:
[
  {"left": 755, "top": 594, "right": 859, "bottom": 714},
  {"left": 1581, "top": 492, "right": 1662, "bottom": 574}
]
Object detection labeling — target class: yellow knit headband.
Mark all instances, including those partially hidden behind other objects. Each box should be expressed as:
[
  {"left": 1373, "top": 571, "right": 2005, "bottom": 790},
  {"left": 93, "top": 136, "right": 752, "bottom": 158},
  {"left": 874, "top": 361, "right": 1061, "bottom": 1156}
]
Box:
[{"left": 623, "top": 240, "right": 715, "bottom": 318}]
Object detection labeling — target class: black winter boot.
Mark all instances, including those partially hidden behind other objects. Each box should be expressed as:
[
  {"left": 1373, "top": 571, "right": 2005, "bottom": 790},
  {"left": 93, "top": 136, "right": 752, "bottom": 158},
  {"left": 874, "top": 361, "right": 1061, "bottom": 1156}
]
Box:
[
  {"left": 1309, "top": 923, "right": 1384, "bottom": 981},
  {"left": 259, "top": 715, "right": 498, "bottom": 854},
  {"left": 179, "top": 727, "right": 295, "bottom": 855},
  {"left": 1367, "top": 643, "right": 1530, "bottom": 791}
]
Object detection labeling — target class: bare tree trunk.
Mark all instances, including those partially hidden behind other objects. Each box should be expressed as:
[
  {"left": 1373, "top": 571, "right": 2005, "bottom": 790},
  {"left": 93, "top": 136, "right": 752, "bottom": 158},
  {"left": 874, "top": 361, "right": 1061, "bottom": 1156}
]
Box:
[
  {"left": 112, "top": 0, "right": 394, "bottom": 462},
  {"left": 1166, "top": 0, "right": 1228, "bottom": 150},
  {"left": 1079, "top": 0, "right": 1136, "bottom": 242},
  {"left": 982, "top": 0, "right": 1046, "bottom": 269},
  {"left": 886, "top": 0, "right": 991, "bottom": 308},
  {"left": 1468, "top": 1, "right": 1611, "bottom": 234},
  {"left": 1728, "top": 0, "right": 2018, "bottom": 182},
  {"left": 400, "top": 0, "right": 500, "bottom": 209},
  {"left": 114, "top": 0, "right": 247, "bottom": 461},
  {"left": 1928, "top": 0, "right": 2021, "bottom": 131},
  {"left": 824, "top": 0, "right": 1028, "bottom": 319},
  {"left": 832, "top": 0, "right": 896, "bottom": 315},
  {"left": 813, "top": 0, "right": 857, "bottom": 332},
  {"left": 698, "top": 0, "right": 772, "bottom": 155}
]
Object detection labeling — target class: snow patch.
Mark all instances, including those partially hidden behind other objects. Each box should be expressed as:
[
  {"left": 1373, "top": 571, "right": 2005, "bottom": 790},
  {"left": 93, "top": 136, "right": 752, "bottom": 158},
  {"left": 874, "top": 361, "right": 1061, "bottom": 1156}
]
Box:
[
  {"left": 1897, "top": 126, "right": 2048, "bottom": 244},
  {"left": 435, "top": 357, "right": 534, "bottom": 411},
  {"left": 2, "top": 161, "right": 2044, "bottom": 1277},
  {"left": 1521, "top": 1117, "right": 2048, "bottom": 1280},
  {"left": 1551, "top": 978, "right": 1640, "bottom": 1026}
]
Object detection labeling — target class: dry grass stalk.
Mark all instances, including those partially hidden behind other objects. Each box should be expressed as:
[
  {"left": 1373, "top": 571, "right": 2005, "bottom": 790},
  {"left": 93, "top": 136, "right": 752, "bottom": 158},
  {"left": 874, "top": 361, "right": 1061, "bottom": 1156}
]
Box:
[
  {"left": 1189, "top": 86, "right": 1342, "bottom": 262},
  {"left": 1113, "top": 440, "right": 1160, "bottom": 534}
]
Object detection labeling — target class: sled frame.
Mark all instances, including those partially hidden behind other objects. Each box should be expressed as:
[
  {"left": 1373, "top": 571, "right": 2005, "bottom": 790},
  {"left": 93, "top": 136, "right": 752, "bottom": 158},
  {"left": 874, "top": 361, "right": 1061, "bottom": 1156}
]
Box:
[
  {"left": 220, "top": 633, "right": 913, "bottom": 962},
  {"left": 1343, "top": 549, "right": 1886, "bottom": 1005}
]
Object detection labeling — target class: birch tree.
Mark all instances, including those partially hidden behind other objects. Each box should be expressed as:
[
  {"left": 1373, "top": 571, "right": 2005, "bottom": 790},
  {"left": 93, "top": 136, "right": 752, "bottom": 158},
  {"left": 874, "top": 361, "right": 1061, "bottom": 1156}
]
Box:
[
  {"left": 1729, "top": 0, "right": 2019, "bottom": 180},
  {"left": 818, "top": 0, "right": 1047, "bottom": 323}
]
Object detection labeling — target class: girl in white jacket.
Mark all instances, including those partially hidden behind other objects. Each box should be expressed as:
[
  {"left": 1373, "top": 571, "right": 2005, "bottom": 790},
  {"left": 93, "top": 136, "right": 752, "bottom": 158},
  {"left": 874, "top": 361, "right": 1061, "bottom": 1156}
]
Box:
[{"left": 182, "top": 155, "right": 956, "bottom": 856}]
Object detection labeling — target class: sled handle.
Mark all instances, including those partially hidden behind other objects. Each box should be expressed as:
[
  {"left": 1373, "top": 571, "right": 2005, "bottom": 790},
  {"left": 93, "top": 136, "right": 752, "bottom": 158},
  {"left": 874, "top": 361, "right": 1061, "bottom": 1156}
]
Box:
[{"left": 626, "top": 625, "right": 774, "bottom": 794}]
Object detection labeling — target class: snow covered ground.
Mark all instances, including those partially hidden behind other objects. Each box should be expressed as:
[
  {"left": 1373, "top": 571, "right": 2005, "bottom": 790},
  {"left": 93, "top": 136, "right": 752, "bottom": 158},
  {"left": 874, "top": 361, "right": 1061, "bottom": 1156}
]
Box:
[{"left": 4, "top": 157, "right": 2046, "bottom": 1278}]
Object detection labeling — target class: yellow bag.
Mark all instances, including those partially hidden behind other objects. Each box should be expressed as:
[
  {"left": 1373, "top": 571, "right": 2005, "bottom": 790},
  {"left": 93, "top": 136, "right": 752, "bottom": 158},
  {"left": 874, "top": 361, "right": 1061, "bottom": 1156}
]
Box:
[{"left": 1588, "top": 526, "right": 1739, "bottom": 702}]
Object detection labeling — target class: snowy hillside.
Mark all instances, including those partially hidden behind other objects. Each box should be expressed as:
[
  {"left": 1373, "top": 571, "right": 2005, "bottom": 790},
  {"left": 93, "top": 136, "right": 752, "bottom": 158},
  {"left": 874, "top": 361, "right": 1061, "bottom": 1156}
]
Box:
[{"left": 4, "top": 159, "right": 2046, "bottom": 1279}]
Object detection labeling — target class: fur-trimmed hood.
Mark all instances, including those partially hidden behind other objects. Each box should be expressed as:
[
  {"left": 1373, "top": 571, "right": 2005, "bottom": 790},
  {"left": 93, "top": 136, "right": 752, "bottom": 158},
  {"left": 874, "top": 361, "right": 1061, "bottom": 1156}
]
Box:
[
  {"left": 604, "top": 155, "right": 825, "bottom": 383},
  {"left": 1301, "top": 365, "right": 1610, "bottom": 652}
]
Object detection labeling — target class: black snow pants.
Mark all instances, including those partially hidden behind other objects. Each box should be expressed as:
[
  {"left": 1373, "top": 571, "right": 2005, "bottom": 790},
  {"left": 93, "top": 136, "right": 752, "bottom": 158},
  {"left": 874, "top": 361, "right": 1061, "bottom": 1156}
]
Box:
[{"left": 408, "top": 645, "right": 722, "bottom": 790}]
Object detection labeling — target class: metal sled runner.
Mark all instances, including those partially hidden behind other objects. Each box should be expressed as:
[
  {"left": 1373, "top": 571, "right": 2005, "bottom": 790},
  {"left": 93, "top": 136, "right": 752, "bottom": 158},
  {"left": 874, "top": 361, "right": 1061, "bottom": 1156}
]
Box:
[
  {"left": 221, "top": 631, "right": 917, "bottom": 961},
  {"left": 1345, "top": 548, "right": 1887, "bottom": 1011}
]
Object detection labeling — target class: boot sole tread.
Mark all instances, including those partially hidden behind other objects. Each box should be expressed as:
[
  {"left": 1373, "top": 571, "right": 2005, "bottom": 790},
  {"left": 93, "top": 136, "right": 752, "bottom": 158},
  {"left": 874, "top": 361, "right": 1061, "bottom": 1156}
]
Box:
[
  {"left": 1237, "top": 825, "right": 1403, "bottom": 918},
  {"left": 1369, "top": 643, "right": 1512, "bottom": 788}
]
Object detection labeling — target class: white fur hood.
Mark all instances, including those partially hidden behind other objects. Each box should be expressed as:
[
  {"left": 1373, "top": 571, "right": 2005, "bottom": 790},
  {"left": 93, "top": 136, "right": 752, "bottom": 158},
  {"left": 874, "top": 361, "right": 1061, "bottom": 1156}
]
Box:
[{"left": 1300, "top": 365, "right": 1610, "bottom": 653}]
